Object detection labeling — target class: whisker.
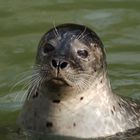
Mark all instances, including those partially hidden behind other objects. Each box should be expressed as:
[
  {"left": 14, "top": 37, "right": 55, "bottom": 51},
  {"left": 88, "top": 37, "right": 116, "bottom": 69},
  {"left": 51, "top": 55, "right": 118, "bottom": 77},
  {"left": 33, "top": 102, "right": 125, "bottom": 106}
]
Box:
[
  {"left": 27, "top": 76, "right": 42, "bottom": 100},
  {"left": 12, "top": 64, "right": 42, "bottom": 102},
  {"left": 14, "top": 73, "right": 40, "bottom": 101},
  {"left": 53, "top": 21, "right": 60, "bottom": 40},
  {"left": 76, "top": 26, "right": 87, "bottom": 40},
  {"left": 78, "top": 33, "right": 90, "bottom": 41},
  {"left": 11, "top": 73, "right": 39, "bottom": 91},
  {"left": 26, "top": 74, "right": 41, "bottom": 98},
  {"left": 27, "top": 69, "right": 47, "bottom": 100}
]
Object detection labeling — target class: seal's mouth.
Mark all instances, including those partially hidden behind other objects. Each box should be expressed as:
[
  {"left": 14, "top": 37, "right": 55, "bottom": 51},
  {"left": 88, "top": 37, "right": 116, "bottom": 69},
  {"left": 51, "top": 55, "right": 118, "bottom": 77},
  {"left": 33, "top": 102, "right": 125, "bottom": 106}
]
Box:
[{"left": 48, "top": 78, "right": 69, "bottom": 86}]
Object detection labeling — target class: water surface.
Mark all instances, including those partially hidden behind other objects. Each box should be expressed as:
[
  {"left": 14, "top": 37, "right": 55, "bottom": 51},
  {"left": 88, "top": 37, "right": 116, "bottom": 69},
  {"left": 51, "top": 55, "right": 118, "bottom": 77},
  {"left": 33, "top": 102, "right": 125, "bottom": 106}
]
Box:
[{"left": 0, "top": 0, "right": 140, "bottom": 139}]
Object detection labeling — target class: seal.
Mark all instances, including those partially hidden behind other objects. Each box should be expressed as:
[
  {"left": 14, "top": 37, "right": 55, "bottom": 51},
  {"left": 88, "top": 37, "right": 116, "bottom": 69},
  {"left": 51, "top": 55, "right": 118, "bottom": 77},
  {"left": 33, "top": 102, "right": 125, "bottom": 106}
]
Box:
[{"left": 19, "top": 23, "right": 140, "bottom": 138}]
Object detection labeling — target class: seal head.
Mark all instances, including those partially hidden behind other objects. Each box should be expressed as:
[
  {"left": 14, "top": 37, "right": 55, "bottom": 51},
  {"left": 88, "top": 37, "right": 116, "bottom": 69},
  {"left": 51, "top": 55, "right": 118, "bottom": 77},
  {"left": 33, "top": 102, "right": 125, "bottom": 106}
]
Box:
[{"left": 35, "top": 24, "right": 106, "bottom": 101}]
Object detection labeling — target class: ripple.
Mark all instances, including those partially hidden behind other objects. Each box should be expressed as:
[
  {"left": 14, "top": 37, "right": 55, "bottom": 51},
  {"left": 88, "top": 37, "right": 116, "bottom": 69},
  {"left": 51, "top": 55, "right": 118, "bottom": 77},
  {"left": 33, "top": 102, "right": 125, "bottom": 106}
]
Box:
[
  {"left": 0, "top": 91, "right": 24, "bottom": 110},
  {"left": 107, "top": 52, "right": 140, "bottom": 64}
]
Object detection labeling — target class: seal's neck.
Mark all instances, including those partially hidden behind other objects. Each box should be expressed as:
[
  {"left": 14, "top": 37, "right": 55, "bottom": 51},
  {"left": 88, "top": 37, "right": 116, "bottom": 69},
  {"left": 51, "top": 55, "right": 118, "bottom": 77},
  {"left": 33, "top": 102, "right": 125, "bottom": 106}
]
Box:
[
  {"left": 91, "top": 70, "right": 113, "bottom": 97},
  {"left": 88, "top": 71, "right": 114, "bottom": 106},
  {"left": 61, "top": 71, "right": 115, "bottom": 110}
]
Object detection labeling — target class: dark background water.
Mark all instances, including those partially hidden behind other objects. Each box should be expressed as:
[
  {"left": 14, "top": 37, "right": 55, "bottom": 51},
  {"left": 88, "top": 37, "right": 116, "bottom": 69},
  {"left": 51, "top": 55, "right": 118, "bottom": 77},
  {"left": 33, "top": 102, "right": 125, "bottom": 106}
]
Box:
[{"left": 0, "top": 0, "right": 140, "bottom": 139}]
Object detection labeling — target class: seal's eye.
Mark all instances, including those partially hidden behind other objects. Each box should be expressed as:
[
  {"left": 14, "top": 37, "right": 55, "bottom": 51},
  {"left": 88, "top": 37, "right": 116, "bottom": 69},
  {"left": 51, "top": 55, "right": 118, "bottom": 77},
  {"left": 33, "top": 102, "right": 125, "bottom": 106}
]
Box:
[
  {"left": 42, "top": 43, "right": 55, "bottom": 54},
  {"left": 77, "top": 50, "right": 88, "bottom": 59}
]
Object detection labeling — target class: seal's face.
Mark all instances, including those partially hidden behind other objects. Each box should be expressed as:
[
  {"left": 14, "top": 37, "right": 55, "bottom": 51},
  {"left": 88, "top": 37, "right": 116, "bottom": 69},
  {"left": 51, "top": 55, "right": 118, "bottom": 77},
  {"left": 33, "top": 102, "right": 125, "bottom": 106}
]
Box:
[{"left": 34, "top": 24, "right": 106, "bottom": 100}]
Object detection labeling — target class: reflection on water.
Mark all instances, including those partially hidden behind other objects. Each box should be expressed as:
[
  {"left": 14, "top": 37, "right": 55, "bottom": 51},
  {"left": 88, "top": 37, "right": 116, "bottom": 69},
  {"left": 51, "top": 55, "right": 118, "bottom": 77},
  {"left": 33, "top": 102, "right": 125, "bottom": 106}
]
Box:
[
  {"left": 4, "top": 129, "right": 140, "bottom": 140},
  {"left": 0, "top": 0, "right": 140, "bottom": 140}
]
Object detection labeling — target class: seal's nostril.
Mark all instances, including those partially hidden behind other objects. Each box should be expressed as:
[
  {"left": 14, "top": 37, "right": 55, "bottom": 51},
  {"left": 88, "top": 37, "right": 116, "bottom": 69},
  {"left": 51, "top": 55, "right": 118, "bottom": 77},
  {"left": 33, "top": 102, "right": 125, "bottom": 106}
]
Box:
[
  {"left": 51, "top": 59, "right": 68, "bottom": 69},
  {"left": 60, "top": 62, "right": 68, "bottom": 69},
  {"left": 52, "top": 59, "right": 58, "bottom": 68}
]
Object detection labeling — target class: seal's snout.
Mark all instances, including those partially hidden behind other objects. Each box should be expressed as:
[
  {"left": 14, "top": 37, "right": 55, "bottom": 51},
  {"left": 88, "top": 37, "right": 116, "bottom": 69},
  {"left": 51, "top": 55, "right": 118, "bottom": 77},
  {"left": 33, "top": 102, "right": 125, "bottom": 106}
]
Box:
[{"left": 51, "top": 59, "right": 69, "bottom": 70}]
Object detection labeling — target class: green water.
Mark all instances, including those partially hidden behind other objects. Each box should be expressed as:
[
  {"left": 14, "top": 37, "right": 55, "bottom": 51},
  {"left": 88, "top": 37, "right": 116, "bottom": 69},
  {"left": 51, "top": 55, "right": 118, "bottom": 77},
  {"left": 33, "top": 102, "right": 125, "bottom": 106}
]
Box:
[{"left": 0, "top": 0, "right": 140, "bottom": 139}]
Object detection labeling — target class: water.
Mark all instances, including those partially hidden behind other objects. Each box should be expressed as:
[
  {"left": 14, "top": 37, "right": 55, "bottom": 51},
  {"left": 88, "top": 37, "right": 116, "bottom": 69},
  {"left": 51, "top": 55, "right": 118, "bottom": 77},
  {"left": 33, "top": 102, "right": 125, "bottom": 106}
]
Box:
[{"left": 0, "top": 0, "right": 140, "bottom": 139}]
